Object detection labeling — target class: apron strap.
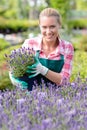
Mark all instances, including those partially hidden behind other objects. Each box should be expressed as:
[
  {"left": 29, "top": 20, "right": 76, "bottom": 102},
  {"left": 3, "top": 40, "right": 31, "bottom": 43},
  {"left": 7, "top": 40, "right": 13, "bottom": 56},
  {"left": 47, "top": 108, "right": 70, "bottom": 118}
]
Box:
[{"left": 35, "top": 50, "right": 40, "bottom": 58}]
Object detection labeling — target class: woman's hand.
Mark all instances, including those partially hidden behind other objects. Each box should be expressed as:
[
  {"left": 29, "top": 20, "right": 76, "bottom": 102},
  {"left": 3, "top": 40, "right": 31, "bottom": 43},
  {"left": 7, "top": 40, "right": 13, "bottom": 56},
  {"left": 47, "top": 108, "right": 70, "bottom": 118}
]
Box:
[
  {"left": 9, "top": 72, "right": 28, "bottom": 90},
  {"left": 26, "top": 57, "right": 48, "bottom": 78}
]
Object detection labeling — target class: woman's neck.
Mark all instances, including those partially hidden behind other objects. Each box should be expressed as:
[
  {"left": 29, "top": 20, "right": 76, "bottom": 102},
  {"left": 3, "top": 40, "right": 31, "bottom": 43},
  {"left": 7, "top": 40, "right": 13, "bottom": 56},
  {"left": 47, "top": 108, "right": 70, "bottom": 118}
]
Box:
[
  {"left": 41, "top": 38, "right": 59, "bottom": 57},
  {"left": 42, "top": 38, "right": 59, "bottom": 51}
]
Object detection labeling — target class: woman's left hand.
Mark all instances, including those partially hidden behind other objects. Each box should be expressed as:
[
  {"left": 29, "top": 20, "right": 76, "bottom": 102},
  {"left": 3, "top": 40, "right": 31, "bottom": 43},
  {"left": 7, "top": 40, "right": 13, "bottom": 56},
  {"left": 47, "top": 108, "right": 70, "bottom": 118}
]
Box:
[{"left": 26, "top": 56, "right": 48, "bottom": 78}]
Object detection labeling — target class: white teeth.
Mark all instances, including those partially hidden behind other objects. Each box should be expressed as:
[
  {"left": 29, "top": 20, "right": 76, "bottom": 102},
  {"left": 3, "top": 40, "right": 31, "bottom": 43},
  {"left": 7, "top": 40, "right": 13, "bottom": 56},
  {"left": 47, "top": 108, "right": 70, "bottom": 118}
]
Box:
[{"left": 47, "top": 36, "right": 52, "bottom": 38}]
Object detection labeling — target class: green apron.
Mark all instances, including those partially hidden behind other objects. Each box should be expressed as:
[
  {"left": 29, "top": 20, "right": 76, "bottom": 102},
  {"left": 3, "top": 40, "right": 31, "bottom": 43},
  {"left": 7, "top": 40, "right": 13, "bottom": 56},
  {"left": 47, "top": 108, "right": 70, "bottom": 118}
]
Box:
[{"left": 19, "top": 51, "right": 64, "bottom": 91}]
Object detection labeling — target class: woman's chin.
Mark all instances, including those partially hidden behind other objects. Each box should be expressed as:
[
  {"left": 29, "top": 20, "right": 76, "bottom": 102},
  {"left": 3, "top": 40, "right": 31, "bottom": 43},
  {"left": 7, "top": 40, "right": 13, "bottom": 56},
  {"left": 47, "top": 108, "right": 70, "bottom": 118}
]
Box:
[
  {"left": 45, "top": 36, "right": 52, "bottom": 40},
  {"left": 45, "top": 39, "right": 54, "bottom": 43}
]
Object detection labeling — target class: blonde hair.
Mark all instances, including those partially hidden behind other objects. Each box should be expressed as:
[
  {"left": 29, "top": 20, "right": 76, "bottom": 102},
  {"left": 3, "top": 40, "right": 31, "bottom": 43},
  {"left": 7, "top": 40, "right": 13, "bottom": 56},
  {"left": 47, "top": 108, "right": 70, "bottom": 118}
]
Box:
[{"left": 39, "top": 8, "right": 62, "bottom": 25}]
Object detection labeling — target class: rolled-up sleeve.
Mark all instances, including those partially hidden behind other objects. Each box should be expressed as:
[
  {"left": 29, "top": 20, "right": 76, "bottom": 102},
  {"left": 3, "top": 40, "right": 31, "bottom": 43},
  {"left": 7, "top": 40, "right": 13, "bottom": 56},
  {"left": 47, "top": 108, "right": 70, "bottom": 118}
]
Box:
[{"left": 60, "top": 43, "right": 74, "bottom": 85}]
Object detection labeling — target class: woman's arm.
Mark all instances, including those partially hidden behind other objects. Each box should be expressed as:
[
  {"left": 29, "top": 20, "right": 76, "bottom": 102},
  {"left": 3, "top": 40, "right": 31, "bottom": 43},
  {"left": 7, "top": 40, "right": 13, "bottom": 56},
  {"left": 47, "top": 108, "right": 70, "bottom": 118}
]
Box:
[
  {"left": 45, "top": 43, "right": 74, "bottom": 85},
  {"left": 45, "top": 70, "right": 62, "bottom": 85}
]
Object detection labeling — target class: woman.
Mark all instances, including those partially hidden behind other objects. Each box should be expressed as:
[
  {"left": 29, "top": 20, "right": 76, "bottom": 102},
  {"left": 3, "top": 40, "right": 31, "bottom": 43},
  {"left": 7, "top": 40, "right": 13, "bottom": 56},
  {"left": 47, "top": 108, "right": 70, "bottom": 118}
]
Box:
[{"left": 9, "top": 8, "right": 74, "bottom": 91}]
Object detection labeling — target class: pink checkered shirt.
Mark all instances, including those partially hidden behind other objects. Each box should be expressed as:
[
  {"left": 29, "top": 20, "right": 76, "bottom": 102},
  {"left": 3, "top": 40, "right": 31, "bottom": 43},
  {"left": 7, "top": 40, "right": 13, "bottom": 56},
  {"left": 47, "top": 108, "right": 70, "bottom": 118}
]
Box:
[{"left": 22, "top": 36, "right": 74, "bottom": 84}]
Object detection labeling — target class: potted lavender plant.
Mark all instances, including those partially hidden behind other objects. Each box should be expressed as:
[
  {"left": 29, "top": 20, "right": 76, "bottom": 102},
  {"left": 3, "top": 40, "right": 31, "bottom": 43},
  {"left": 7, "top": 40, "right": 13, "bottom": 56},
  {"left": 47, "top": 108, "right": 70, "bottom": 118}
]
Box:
[{"left": 5, "top": 47, "right": 35, "bottom": 78}]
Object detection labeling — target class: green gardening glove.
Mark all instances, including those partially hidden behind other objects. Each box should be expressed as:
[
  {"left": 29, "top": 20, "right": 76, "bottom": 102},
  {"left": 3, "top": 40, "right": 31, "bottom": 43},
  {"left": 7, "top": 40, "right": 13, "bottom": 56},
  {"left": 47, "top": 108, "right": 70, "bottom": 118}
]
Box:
[{"left": 9, "top": 72, "right": 28, "bottom": 90}]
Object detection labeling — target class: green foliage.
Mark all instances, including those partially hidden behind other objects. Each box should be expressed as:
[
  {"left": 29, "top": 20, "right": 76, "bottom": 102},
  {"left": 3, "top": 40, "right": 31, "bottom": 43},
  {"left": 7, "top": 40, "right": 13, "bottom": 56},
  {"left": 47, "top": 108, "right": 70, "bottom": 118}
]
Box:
[
  {"left": 76, "top": 0, "right": 87, "bottom": 10},
  {"left": 0, "top": 7, "right": 9, "bottom": 15},
  {"left": 3, "top": 9, "right": 18, "bottom": 19},
  {"left": 68, "top": 19, "right": 87, "bottom": 29},
  {"left": 79, "top": 35, "right": 87, "bottom": 51},
  {"left": 72, "top": 35, "right": 87, "bottom": 51},
  {"left": 49, "top": 0, "right": 71, "bottom": 27},
  {"left": 0, "top": 0, "right": 20, "bottom": 19},
  {"left": 71, "top": 51, "right": 87, "bottom": 81},
  {"left": 0, "top": 38, "right": 10, "bottom": 51},
  {"left": 0, "top": 18, "right": 38, "bottom": 33},
  {"left": 0, "top": 72, "right": 15, "bottom": 90}
]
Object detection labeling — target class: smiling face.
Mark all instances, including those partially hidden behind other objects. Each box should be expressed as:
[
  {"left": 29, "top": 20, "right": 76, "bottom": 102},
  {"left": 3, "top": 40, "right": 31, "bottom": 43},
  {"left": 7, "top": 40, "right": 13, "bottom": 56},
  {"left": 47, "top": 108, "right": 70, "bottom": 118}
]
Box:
[{"left": 39, "top": 16, "right": 60, "bottom": 44}]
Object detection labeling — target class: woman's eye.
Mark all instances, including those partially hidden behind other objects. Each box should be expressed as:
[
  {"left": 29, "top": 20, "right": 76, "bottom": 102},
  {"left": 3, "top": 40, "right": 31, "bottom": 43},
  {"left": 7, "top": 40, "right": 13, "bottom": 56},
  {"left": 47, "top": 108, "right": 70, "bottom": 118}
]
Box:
[
  {"left": 41, "top": 25, "right": 55, "bottom": 29},
  {"left": 50, "top": 26, "right": 55, "bottom": 29},
  {"left": 42, "top": 26, "right": 47, "bottom": 29}
]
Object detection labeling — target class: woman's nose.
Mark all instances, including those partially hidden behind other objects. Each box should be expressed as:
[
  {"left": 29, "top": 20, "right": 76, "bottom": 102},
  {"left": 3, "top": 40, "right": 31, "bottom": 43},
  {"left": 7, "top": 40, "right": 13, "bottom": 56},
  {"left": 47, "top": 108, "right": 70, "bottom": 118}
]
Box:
[{"left": 46, "top": 28, "right": 51, "bottom": 33}]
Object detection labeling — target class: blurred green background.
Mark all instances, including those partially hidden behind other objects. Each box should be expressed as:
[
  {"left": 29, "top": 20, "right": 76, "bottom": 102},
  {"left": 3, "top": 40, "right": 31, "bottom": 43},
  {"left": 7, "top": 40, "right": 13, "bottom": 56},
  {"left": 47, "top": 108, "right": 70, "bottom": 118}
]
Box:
[{"left": 0, "top": 0, "right": 87, "bottom": 90}]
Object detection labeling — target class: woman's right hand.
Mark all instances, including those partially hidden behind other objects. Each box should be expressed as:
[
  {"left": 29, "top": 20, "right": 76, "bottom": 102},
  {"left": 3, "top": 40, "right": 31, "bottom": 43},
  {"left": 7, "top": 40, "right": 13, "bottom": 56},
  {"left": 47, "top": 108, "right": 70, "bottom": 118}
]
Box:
[{"left": 9, "top": 72, "right": 28, "bottom": 90}]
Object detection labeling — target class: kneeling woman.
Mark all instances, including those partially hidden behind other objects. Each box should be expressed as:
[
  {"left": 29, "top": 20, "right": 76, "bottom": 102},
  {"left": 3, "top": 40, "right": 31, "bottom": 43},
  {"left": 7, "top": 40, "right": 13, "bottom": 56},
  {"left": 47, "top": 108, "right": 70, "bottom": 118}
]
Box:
[{"left": 9, "top": 8, "right": 74, "bottom": 91}]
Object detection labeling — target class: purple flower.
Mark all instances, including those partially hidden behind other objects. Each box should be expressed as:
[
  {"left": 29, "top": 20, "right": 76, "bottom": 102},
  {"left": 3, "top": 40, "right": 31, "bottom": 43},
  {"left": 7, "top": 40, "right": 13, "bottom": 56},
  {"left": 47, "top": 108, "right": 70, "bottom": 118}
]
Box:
[
  {"left": 5, "top": 47, "right": 35, "bottom": 77},
  {"left": 0, "top": 76, "right": 87, "bottom": 129}
]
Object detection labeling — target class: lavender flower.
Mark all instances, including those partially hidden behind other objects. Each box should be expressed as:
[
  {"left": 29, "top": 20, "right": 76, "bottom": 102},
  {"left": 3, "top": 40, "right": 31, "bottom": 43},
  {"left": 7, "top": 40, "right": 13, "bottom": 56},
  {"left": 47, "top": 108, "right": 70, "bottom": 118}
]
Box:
[
  {"left": 5, "top": 47, "right": 35, "bottom": 77},
  {"left": 0, "top": 76, "right": 87, "bottom": 130}
]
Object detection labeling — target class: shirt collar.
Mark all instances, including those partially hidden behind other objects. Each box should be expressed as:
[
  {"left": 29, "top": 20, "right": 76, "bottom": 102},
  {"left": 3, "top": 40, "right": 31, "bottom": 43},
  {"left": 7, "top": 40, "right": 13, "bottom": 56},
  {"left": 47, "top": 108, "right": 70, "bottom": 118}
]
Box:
[{"left": 37, "top": 36, "right": 63, "bottom": 55}]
